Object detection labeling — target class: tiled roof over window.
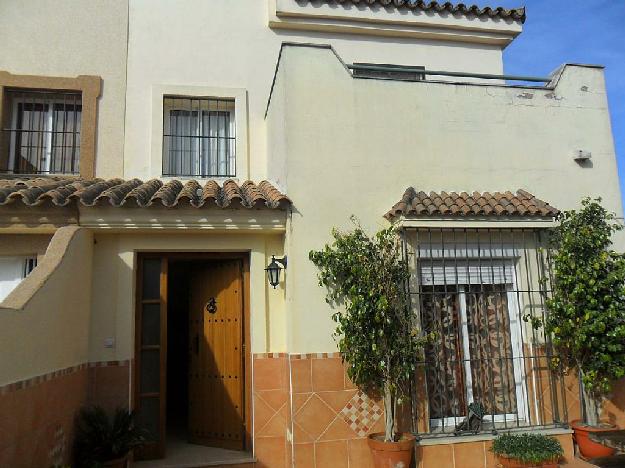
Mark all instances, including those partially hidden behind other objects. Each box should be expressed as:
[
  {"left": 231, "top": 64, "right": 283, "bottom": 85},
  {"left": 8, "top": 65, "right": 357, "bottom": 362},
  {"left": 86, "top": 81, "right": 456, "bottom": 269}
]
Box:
[
  {"left": 385, "top": 188, "right": 559, "bottom": 220},
  {"left": 0, "top": 178, "right": 290, "bottom": 209},
  {"left": 306, "top": 0, "right": 526, "bottom": 23}
]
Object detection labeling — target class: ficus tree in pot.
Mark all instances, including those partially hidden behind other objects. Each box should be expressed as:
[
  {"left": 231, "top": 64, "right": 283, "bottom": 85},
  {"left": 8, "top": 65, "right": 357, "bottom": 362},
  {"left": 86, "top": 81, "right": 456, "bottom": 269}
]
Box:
[
  {"left": 309, "top": 221, "right": 428, "bottom": 446},
  {"left": 545, "top": 198, "right": 625, "bottom": 454}
]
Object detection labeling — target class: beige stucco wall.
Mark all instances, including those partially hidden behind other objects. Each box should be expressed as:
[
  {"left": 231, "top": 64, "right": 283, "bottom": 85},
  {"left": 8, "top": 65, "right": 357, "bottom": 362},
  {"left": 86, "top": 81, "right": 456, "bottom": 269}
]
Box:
[
  {"left": 0, "top": 0, "right": 129, "bottom": 178},
  {"left": 0, "top": 227, "right": 93, "bottom": 385},
  {"left": 124, "top": 0, "right": 507, "bottom": 182},
  {"left": 268, "top": 45, "right": 624, "bottom": 353},
  {"left": 88, "top": 232, "right": 286, "bottom": 363},
  {"left": 0, "top": 234, "right": 52, "bottom": 261}
]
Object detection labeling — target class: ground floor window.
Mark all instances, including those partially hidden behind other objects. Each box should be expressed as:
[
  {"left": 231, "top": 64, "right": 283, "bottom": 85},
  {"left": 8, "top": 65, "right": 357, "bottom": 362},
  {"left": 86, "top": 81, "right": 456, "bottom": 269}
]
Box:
[
  {"left": 404, "top": 228, "right": 570, "bottom": 437},
  {"left": 0, "top": 256, "right": 37, "bottom": 301}
]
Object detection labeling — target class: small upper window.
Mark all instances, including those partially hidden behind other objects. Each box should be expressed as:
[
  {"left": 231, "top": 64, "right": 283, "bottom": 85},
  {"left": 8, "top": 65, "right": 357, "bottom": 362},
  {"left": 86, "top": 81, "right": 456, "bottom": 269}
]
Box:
[
  {"left": 162, "top": 96, "right": 236, "bottom": 178},
  {"left": 2, "top": 89, "right": 82, "bottom": 175}
]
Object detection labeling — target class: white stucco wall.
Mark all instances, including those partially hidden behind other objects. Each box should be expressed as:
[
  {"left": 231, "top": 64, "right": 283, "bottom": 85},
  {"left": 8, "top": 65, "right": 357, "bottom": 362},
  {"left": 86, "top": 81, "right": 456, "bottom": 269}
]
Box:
[
  {"left": 123, "top": 0, "right": 507, "bottom": 182},
  {"left": 0, "top": 0, "right": 129, "bottom": 178},
  {"left": 267, "top": 45, "right": 623, "bottom": 353},
  {"left": 88, "top": 232, "right": 286, "bottom": 362}
]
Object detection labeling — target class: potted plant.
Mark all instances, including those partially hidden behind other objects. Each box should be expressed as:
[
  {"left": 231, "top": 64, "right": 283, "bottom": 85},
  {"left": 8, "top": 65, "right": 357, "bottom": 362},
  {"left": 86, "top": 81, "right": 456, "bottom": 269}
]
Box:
[
  {"left": 310, "top": 221, "right": 428, "bottom": 467},
  {"left": 74, "top": 406, "right": 146, "bottom": 468},
  {"left": 545, "top": 198, "right": 625, "bottom": 458},
  {"left": 491, "top": 433, "right": 564, "bottom": 468}
]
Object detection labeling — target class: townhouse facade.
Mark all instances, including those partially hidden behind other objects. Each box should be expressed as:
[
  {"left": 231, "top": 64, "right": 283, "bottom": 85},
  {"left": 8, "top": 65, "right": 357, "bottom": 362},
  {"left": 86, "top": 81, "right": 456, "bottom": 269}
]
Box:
[{"left": 0, "top": 1, "right": 623, "bottom": 467}]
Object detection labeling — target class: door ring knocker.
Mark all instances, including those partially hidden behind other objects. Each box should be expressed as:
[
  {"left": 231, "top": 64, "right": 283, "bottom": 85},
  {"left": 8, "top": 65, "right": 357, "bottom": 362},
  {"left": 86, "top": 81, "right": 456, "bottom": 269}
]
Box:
[{"left": 206, "top": 297, "right": 217, "bottom": 314}]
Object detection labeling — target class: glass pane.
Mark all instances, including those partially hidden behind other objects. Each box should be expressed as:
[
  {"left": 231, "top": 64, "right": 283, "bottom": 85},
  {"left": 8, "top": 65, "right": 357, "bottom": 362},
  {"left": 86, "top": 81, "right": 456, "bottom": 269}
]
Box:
[
  {"left": 142, "top": 303, "right": 161, "bottom": 346},
  {"left": 142, "top": 258, "right": 161, "bottom": 300},
  {"left": 140, "top": 349, "right": 160, "bottom": 394},
  {"left": 136, "top": 397, "right": 160, "bottom": 442}
]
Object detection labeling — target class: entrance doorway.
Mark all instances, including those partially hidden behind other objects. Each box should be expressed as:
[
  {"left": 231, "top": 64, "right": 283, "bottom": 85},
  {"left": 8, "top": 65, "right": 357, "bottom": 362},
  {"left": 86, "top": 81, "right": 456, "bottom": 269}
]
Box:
[{"left": 134, "top": 253, "right": 251, "bottom": 461}]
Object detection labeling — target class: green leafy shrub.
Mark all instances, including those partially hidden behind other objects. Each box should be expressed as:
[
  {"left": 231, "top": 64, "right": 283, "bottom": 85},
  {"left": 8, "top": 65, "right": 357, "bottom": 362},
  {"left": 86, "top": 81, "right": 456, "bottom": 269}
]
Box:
[
  {"left": 74, "top": 406, "right": 146, "bottom": 467},
  {"left": 309, "top": 221, "right": 428, "bottom": 442},
  {"left": 545, "top": 197, "right": 625, "bottom": 426},
  {"left": 491, "top": 433, "right": 563, "bottom": 464}
]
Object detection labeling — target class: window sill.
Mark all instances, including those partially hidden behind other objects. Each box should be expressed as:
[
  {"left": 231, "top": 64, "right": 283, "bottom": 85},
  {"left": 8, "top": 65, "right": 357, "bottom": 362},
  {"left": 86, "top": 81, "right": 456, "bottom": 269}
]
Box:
[{"left": 416, "top": 427, "right": 573, "bottom": 446}]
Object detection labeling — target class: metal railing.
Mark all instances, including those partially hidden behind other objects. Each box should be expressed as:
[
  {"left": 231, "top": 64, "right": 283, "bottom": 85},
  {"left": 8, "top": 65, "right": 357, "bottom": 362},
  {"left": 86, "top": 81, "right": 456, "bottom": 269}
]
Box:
[
  {"left": 348, "top": 63, "right": 552, "bottom": 84},
  {"left": 0, "top": 89, "right": 82, "bottom": 175},
  {"left": 401, "top": 227, "right": 570, "bottom": 438}
]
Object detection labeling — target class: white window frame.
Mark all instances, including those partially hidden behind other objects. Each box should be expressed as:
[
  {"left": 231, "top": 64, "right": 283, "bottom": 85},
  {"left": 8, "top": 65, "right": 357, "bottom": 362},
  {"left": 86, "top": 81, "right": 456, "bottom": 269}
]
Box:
[
  {"left": 421, "top": 258, "right": 529, "bottom": 430},
  {"left": 150, "top": 85, "right": 248, "bottom": 181}
]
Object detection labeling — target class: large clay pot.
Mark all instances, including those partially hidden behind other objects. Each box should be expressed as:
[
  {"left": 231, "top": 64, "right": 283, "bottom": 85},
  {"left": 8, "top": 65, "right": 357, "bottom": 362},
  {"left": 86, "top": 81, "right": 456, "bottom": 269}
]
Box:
[
  {"left": 367, "top": 432, "right": 415, "bottom": 468},
  {"left": 497, "top": 454, "right": 559, "bottom": 468},
  {"left": 102, "top": 455, "right": 128, "bottom": 468},
  {"left": 571, "top": 419, "right": 617, "bottom": 459}
]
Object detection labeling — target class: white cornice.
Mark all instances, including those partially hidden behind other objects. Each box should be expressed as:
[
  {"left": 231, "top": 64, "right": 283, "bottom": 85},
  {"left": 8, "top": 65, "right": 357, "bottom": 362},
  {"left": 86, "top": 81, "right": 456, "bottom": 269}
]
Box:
[{"left": 269, "top": 0, "right": 522, "bottom": 46}]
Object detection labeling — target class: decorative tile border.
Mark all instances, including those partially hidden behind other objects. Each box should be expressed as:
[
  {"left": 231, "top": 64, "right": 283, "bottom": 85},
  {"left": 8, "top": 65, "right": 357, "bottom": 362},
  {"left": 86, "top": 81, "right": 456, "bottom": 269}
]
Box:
[
  {"left": 252, "top": 352, "right": 343, "bottom": 359},
  {"left": 0, "top": 360, "right": 129, "bottom": 395}
]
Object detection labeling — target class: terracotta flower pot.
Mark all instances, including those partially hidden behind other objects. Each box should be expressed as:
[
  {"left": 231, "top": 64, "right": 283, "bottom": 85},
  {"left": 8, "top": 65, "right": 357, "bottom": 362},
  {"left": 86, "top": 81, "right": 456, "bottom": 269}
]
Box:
[
  {"left": 571, "top": 419, "right": 617, "bottom": 459},
  {"left": 497, "top": 454, "right": 559, "bottom": 468},
  {"left": 367, "top": 432, "right": 415, "bottom": 468},
  {"left": 102, "top": 455, "right": 128, "bottom": 468}
]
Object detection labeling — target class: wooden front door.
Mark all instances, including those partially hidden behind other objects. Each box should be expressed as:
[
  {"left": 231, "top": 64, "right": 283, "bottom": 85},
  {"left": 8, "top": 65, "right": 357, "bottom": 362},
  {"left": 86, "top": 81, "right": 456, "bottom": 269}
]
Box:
[{"left": 188, "top": 260, "right": 245, "bottom": 449}]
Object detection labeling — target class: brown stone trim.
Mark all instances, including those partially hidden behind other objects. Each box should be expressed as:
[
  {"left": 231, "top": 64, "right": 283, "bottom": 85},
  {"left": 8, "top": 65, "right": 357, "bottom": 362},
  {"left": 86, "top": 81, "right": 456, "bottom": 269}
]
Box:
[
  {"left": 0, "top": 360, "right": 128, "bottom": 395},
  {"left": 0, "top": 71, "right": 101, "bottom": 179}
]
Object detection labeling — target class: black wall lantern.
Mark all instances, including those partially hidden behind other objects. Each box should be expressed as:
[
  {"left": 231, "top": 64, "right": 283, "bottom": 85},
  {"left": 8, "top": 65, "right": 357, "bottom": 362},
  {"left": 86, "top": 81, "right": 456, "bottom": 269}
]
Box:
[{"left": 265, "top": 255, "right": 287, "bottom": 289}]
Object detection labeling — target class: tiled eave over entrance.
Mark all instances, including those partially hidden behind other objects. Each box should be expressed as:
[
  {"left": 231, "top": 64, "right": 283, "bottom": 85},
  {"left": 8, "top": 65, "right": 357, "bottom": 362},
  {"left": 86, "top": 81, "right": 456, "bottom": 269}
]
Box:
[
  {"left": 386, "top": 187, "right": 560, "bottom": 228},
  {"left": 0, "top": 178, "right": 291, "bottom": 232}
]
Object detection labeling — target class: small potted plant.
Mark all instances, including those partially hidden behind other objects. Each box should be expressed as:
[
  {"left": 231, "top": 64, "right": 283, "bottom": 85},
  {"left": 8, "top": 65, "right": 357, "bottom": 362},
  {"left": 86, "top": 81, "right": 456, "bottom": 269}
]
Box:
[
  {"left": 310, "top": 221, "right": 428, "bottom": 468},
  {"left": 491, "top": 433, "right": 564, "bottom": 468},
  {"left": 545, "top": 198, "right": 625, "bottom": 458},
  {"left": 74, "top": 406, "right": 146, "bottom": 468}
]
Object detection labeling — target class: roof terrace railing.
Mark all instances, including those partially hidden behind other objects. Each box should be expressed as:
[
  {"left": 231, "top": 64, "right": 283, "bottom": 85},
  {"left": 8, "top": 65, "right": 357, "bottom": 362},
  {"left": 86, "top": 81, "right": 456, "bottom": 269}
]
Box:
[{"left": 347, "top": 63, "right": 552, "bottom": 84}]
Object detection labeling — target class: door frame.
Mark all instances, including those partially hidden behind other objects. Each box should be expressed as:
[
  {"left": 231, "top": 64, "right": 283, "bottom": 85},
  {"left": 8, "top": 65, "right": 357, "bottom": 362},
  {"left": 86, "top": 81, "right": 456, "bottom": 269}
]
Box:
[{"left": 133, "top": 252, "right": 252, "bottom": 459}]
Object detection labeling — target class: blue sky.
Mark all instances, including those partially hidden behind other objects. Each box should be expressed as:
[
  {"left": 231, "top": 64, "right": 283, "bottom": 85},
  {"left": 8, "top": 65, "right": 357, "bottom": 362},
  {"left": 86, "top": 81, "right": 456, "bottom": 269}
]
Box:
[{"left": 479, "top": 0, "right": 625, "bottom": 207}]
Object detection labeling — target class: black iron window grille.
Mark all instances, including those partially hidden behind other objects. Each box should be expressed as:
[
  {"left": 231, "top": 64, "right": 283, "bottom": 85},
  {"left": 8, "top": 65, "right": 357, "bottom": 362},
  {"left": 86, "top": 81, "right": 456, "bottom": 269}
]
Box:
[
  {"left": 1, "top": 89, "right": 82, "bottom": 175},
  {"left": 401, "top": 228, "right": 569, "bottom": 438},
  {"left": 162, "top": 96, "right": 236, "bottom": 178}
]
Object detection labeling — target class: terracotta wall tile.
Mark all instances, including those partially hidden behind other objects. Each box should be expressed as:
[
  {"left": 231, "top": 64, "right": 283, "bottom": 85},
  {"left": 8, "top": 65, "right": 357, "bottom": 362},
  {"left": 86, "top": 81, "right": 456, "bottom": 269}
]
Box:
[
  {"left": 88, "top": 364, "right": 130, "bottom": 411},
  {"left": 291, "top": 359, "right": 312, "bottom": 393},
  {"left": 316, "top": 390, "right": 356, "bottom": 414},
  {"left": 254, "top": 357, "right": 288, "bottom": 392},
  {"left": 311, "top": 358, "right": 345, "bottom": 392},
  {"left": 453, "top": 441, "right": 486, "bottom": 468},
  {"left": 255, "top": 436, "right": 287, "bottom": 468},
  {"left": 294, "top": 443, "right": 315, "bottom": 468},
  {"left": 0, "top": 368, "right": 89, "bottom": 467},
  {"left": 315, "top": 440, "right": 348, "bottom": 468},
  {"left": 254, "top": 394, "right": 276, "bottom": 436},
  {"left": 348, "top": 438, "right": 374, "bottom": 468},
  {"left": 418, "top": 443, "right": 454, "bottom": 468},
  {"left": 318, "top": 416, "right": 355, "bottom": 441},
  {"left": 294, "top": 395, "right": 335, "bottom": 440}
]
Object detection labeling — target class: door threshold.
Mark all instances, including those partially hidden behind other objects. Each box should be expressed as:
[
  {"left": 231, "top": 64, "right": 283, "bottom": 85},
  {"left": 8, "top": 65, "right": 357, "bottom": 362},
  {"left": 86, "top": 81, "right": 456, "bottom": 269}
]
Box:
[{"left": 132, "top": 443, "right": 255, "bottom": 468}]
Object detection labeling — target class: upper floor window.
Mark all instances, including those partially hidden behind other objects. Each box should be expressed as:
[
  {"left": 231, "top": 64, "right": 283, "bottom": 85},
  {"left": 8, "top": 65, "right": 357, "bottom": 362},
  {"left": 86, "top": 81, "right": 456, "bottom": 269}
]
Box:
[
  {"left": 1, "top": 89, "right": 82, "bottom": 175},
  {"left": 162, "top": 96, "right": 236, "bottom": 178}
]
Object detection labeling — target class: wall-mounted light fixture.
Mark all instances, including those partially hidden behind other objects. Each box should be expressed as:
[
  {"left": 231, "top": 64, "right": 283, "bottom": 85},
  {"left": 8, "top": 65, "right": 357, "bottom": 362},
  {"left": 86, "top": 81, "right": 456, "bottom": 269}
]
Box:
[{"left": 265, "top": 255, "right": 287, "bottom": 289}]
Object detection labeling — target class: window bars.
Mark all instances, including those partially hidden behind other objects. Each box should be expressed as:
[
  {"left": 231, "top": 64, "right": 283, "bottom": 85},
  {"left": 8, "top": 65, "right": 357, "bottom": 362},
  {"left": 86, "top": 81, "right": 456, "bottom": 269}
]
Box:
[
  {"left": 1, "top": 89, "right": 82, "bottom": 175},
  {"left": 400, "top": 227, "right": 569, "bottom": 438},
  {"left": 162, "top": 96, "right": 236, "bottom": 178}
]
